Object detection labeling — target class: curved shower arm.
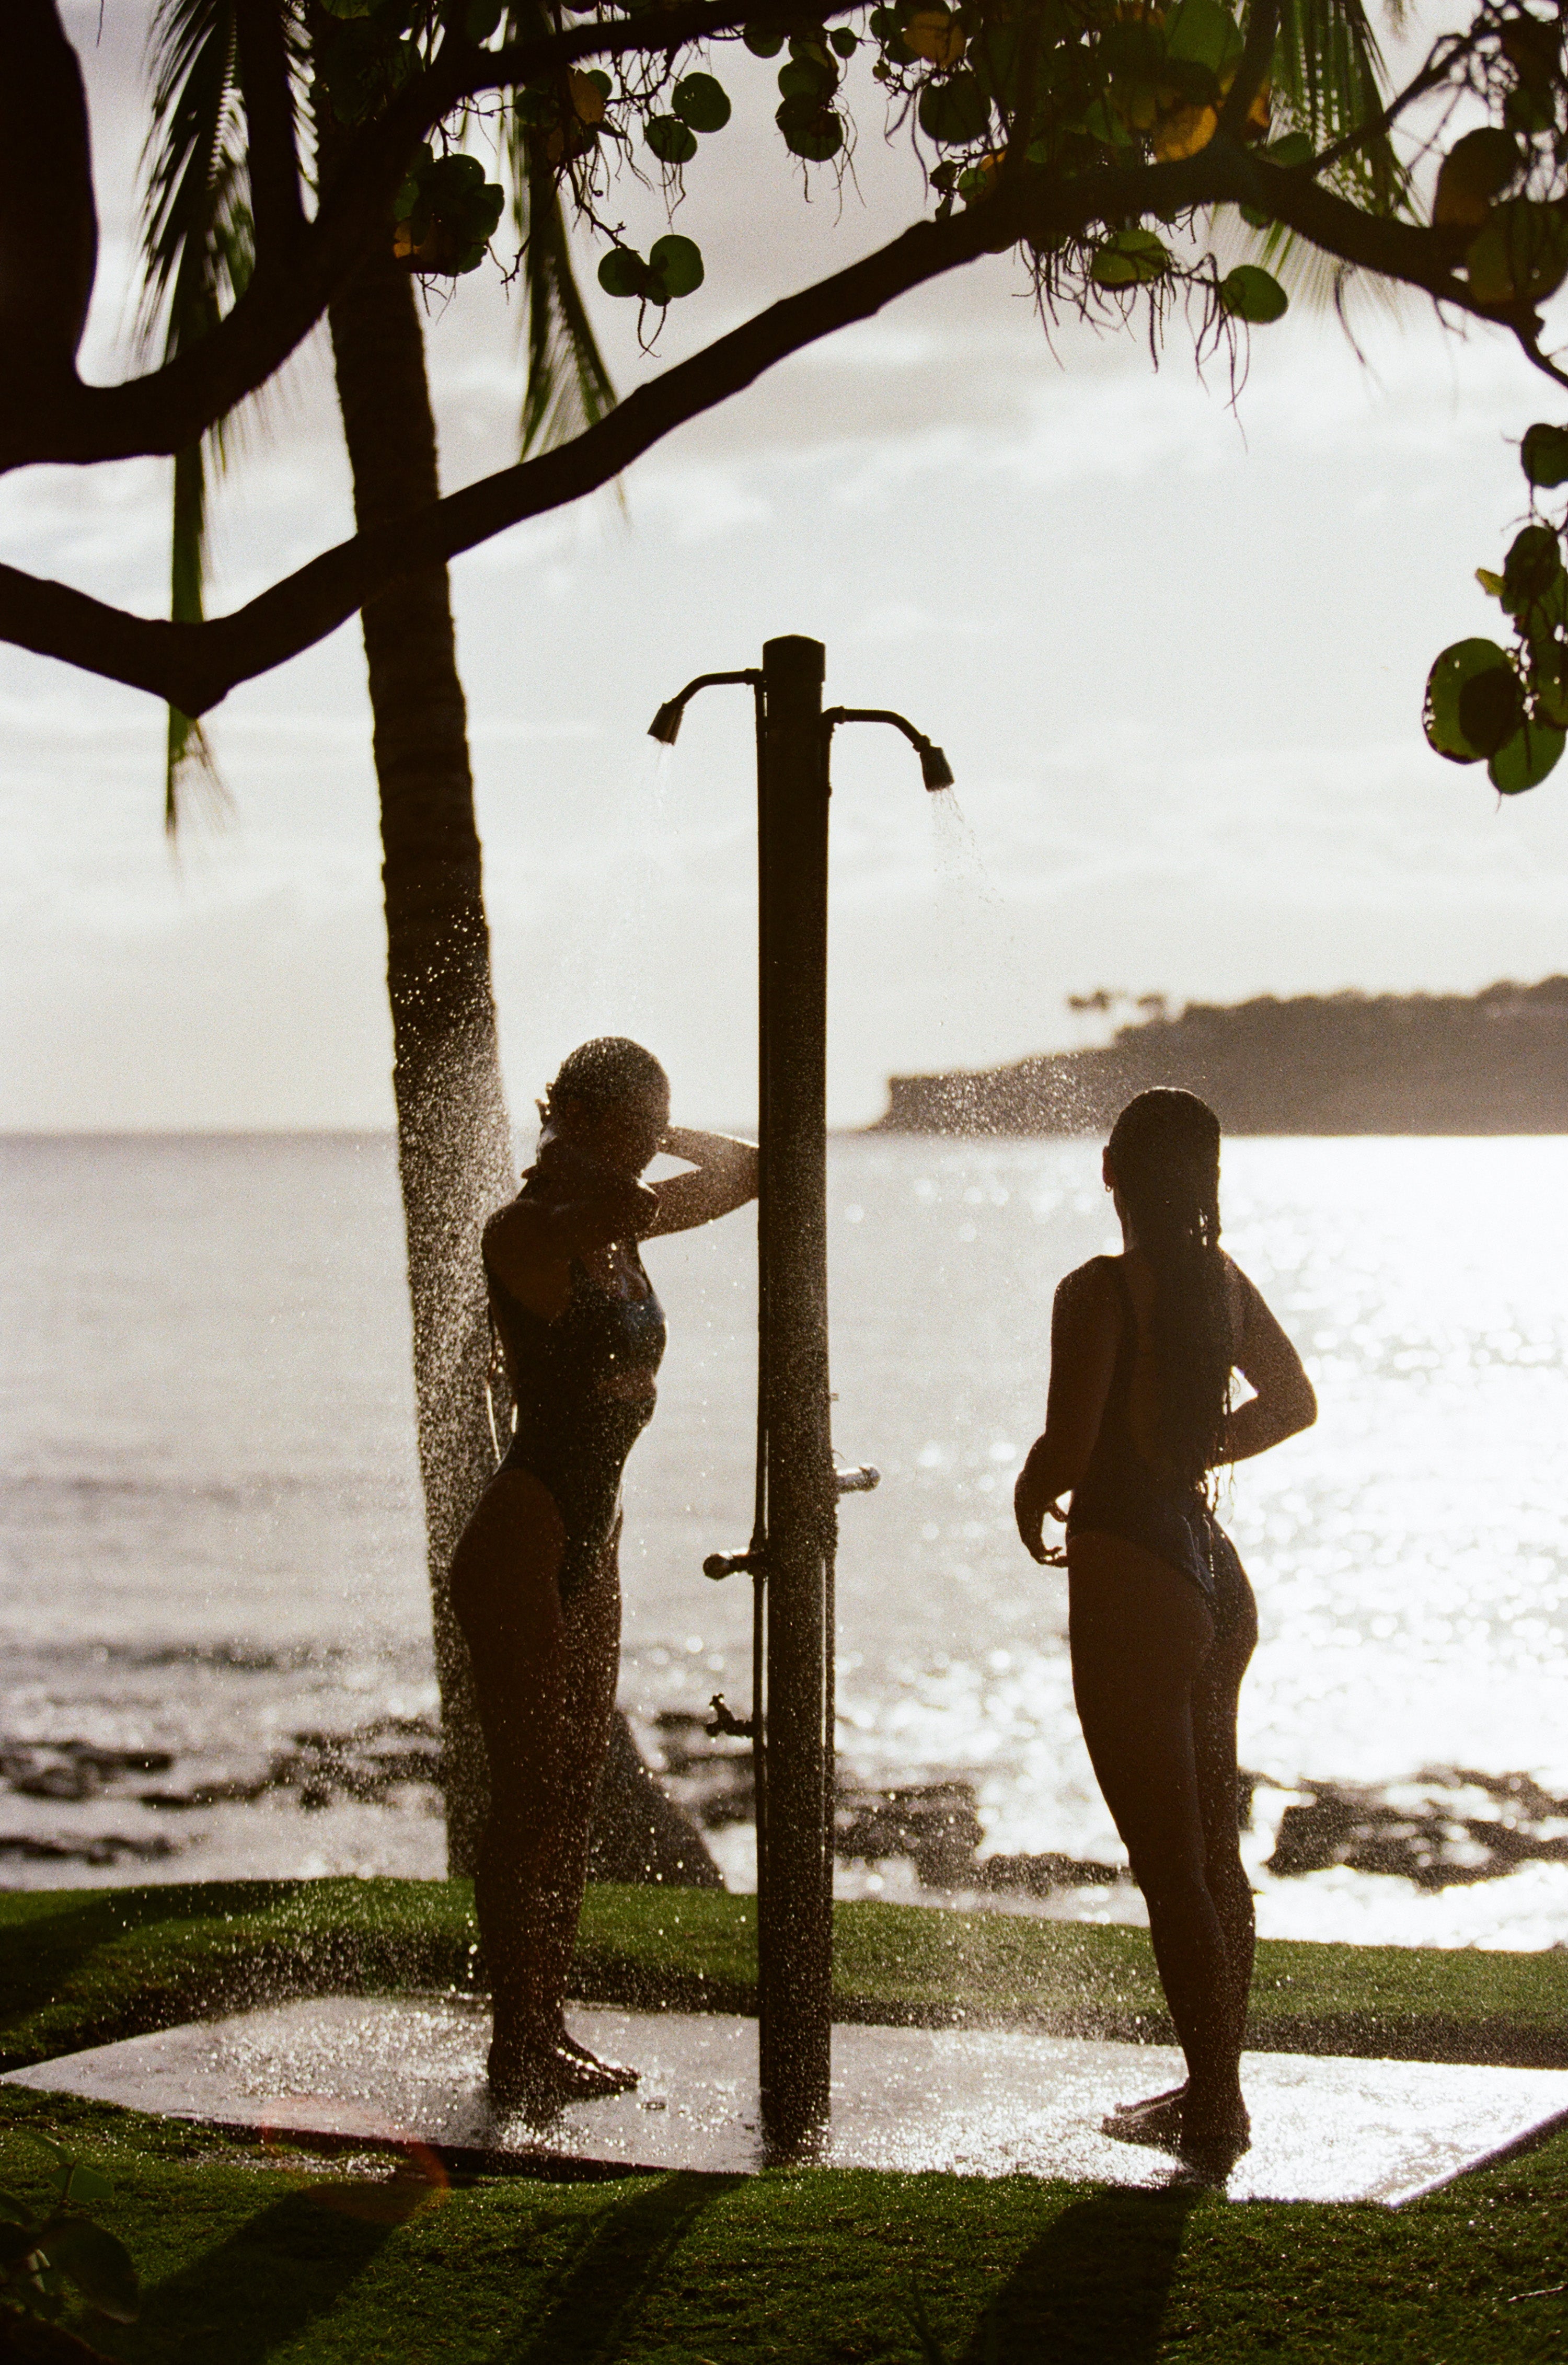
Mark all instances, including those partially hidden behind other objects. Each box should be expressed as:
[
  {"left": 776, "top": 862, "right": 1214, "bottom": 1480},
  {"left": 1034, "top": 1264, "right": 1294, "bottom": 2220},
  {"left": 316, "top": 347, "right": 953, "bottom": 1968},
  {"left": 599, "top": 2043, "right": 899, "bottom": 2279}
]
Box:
[
  {"left": 821, "top": 706, "right": 954, "bottom": 790},
  {"left": 648, "top": 668, "right": 763, "bottom": 746}
]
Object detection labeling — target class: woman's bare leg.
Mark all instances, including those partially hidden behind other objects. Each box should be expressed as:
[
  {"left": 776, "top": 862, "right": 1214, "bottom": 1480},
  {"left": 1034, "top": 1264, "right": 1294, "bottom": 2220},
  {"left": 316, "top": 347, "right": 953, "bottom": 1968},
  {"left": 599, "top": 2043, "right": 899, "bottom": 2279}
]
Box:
[
  {"left": 1068, "top": 1535, "right": 1247, "bottom": 2152},
  {"left": 1192, "top": 1530, "right": 1259, "bottom": 2067},
  {"left": 448, "top": 1472, "right": 625, "bottom": 2091}
]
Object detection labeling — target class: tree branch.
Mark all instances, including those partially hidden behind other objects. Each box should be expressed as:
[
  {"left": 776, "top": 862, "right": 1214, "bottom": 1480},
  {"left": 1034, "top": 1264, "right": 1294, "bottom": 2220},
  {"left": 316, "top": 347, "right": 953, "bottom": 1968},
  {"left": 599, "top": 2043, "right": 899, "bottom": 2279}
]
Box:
[
  {"left": 0, "top": 142, "right": 1525, "bottom": 712},
  {"left": 1216, "top": 0, "right": 1278, "bottom": 143},
  {"left": 0, "top": 0, "right": 851, "bottom": 475}
]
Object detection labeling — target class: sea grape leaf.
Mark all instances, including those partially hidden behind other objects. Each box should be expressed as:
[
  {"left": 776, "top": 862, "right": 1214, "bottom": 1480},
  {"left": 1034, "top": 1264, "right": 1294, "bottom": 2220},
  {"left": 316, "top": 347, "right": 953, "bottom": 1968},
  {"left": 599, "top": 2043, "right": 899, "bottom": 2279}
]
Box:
[
  {"left": 776, "top": 95, "right": 845, "bottom": 158},
  {"left": 917, "top": 72, "right": 991, "bottom": 145},
  {"left": 36, "top": 2219, "right": 139, "bottom": 2323},
  {"left": 1424, "top": 638, "right": 1515, "bottom": 763},
  {"left": 1433, "top": 128, "right": 1520, "bottom": 229},
  {"left": 1520, "top": 423, "right": 1568, "bottom": 488},
  {"left": 1164, "top": 0, "right": 1243, "bottom": 74},
  {"left": 1490, "top": 719, "right": 1565, "bottom": 792},
  {"left": 597, "top": 247, "right": 647, "bottom": 298},
  {"left": 1466, "top": 199, "right": 1568, "bottom": 305},
  {"left": 674, "top": 74, "right": 732, "bottom": 132},
  {"left": 1091, "top": 227, "right": 1170, "bottom": 286},
  {"left": 645, "top": 116, "right": 699, "bottom": 165},
  {"left": 1218, "top": 263, "right": 1288, "bottom": 321},
  {"left": 647, "top": 234, "right": 705, "bottom": 301},
  {"left": 1457, "top": 664, "right": 1523, "bottom": 757}
]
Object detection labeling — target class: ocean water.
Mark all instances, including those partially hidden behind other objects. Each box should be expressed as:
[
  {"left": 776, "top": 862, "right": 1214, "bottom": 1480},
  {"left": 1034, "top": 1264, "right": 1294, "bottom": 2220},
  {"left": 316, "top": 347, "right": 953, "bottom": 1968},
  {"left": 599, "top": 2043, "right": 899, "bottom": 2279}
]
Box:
[{"left": 2, "top": 1132, "right": 1566, "bottom": 1949}]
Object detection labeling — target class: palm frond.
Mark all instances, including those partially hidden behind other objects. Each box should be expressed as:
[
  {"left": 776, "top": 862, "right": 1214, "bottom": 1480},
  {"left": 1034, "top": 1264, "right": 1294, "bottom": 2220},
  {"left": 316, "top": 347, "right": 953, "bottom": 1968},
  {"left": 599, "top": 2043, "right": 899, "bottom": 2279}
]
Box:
[
  {"left": 140, "top": 0, "right": 260, "bottom": 830},
  {"left": 517, "top": 152, "right": 618, "bottom": 456},
  {"left": 1267, "top": 0, "right": 1409, "bottom": 216},
  {"left": 497, "top": 1, "right": 618, "bottom": 458}
]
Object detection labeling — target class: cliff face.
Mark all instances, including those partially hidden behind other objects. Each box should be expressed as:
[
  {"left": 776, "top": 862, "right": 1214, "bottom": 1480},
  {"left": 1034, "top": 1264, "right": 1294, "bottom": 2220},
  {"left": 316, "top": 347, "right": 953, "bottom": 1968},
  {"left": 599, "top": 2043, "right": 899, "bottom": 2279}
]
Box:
[{"left": 875, "top": 978, "right": 1568, "bottom": 1136}]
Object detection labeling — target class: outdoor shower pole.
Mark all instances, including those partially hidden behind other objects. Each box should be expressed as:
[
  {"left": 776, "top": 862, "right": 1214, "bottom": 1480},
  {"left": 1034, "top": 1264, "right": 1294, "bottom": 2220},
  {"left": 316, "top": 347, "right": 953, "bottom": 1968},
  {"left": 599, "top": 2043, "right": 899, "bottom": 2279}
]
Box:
[
  {"left": 653, "top": 645, "right": 951, "bottom": 2156},
  {"left": 755, "top": 635, "right": 836, "bottom": 2149}
]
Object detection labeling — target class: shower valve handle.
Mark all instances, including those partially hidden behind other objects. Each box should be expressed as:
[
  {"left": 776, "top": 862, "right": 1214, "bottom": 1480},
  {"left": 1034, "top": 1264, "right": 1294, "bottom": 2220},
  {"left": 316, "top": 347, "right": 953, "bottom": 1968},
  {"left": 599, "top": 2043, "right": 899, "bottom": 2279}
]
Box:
[{"left": 834, "top": 1463, "right": 881, "bottom": 1495}]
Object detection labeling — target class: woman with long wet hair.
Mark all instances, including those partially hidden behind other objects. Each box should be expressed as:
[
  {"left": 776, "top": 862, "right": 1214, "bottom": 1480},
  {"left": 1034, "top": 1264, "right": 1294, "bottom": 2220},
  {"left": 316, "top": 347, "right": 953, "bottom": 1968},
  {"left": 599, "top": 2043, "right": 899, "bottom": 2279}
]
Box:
[
  {"left": 1013, "top": 1089, "right": 1316, "bottom": 2172},
  {"left": 449, "top": 1037, "right": 757, "bottom": 2111}
]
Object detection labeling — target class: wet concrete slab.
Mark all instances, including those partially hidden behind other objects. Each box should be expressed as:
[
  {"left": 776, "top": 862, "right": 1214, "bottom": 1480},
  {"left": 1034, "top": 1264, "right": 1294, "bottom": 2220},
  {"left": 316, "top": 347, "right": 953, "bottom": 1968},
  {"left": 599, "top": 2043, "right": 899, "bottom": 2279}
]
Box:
[{"left": 8, "top": 1998, "right": 1566, "bottom": 2206}]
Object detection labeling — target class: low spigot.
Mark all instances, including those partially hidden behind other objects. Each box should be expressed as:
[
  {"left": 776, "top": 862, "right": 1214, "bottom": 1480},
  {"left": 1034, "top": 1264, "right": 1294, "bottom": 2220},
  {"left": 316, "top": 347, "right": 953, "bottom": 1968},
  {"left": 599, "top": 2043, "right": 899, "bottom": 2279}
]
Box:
[
  {"left": 706, "top": 1693, "right": 756, "bottom": 1740},
  {"left": 704, "top": 1548, "right": 761, "bottom": 1581}
]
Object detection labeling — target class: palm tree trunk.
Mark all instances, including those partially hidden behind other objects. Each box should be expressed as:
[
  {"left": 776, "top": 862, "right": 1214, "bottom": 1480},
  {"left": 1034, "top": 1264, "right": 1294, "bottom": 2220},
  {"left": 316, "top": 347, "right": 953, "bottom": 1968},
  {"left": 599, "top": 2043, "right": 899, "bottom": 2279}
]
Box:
[{"left": 327, "top": 245, "right": 508, "bottom": 1876}]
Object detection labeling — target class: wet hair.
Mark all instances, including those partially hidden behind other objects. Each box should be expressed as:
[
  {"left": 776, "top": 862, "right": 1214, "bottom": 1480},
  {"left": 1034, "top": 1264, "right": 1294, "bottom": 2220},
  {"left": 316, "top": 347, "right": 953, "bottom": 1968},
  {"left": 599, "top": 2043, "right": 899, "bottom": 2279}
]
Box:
[
  {"left": 544, "top": 1037, "right": 668, "bottom": 1121},
  {"left": 1106, "top": 1088, "right": 1230, "bottom": 1491}
]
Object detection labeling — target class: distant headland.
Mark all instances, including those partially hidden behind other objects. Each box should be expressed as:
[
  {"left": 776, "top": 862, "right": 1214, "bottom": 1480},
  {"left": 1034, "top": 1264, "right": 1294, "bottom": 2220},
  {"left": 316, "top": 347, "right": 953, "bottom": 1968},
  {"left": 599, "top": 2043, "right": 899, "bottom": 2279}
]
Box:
[{"left": 872, "top": 977, "right": 1568, "bottom": 1136}]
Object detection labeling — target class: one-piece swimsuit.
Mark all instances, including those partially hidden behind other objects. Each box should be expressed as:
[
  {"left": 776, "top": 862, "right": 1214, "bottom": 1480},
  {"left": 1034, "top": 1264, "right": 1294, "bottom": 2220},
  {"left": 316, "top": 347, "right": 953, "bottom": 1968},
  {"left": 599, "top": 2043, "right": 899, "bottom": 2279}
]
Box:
[
  {"left": 486, "top": 1208, "right": 666, "bottom": 1603},
  {"left": 1066, "top": 1255, "right": 1244, "bottom": 1605}
]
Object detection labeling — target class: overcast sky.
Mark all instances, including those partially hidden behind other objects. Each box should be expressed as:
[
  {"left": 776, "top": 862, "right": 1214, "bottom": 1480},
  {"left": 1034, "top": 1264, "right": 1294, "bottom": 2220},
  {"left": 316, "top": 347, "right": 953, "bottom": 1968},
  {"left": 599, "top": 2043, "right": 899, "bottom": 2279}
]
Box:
[{"left": 3, "top": 1, "right": 1565, "bottom": 1129}]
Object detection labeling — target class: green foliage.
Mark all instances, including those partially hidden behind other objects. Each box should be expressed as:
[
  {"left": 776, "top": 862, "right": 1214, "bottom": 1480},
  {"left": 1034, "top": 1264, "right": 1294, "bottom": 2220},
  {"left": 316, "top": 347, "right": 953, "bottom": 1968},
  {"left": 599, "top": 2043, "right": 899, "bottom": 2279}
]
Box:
[
  {"left": 644, "top": 113, "right": 699, "bottom": 165},
  {"left": 1431, "top": 410, "right": 1568, "bottom": 793},
  {"left": 597, "top": 235, "right": 705, "bottom": 304},
  {"left": 392, "top": 147, "right": 504, "bottom": 274},
  {"left": 917, "top": 70, "right": 991, "bottom": 147},
  {"left": 1218, "top": 262, "right": 1289, "bottom": 321},
  {"left": 1465, "top": 196, "right": 1568, "bottom": 307},
  {"left": 1490, "top": 717, "right": 1565, "bottom": 793},
  {"left": 1521, "top": 422, "right": 1568, "bottom": 489},
  {"left": 1091, "top": 226, "right": 1170, "bottom": 287},
  {"left": 0, "top": 2133, "right": 139, "bottom": 2329},
  {"left": 1424, "top": 637, "right": 1518, "bottom": 763},
  {"left": 673, "top": 73, "right": 732, "bottom": 133}
]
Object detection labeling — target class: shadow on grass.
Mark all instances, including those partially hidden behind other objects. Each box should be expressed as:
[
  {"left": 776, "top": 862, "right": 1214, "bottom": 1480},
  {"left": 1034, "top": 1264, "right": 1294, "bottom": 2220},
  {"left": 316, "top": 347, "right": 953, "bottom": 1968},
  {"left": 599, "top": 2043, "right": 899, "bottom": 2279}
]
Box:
[
  {"left": 489, "top": 2171, "right": 744, "bottom": 2365},
  {"left": 964, "top": 2184, "right": 1200, "bottom": 2363},
  {"left": 112, "top": 2172, "right": 433, "bottom": 2365}
]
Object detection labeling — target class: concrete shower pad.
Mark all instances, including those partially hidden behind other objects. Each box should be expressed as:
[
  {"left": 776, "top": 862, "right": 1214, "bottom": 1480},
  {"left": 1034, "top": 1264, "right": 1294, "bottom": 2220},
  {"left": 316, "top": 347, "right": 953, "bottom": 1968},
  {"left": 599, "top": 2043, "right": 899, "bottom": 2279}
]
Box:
[{"left": 8, "top": 1998, "right": 1567, "bottom": 2206}]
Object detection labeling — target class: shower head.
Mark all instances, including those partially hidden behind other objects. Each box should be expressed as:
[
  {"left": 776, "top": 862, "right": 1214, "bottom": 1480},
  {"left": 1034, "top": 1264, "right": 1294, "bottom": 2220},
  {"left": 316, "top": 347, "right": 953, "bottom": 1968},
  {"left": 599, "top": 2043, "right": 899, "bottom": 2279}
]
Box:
[{"left": 917, "top": 740, "right": 954, "bottom": 792}]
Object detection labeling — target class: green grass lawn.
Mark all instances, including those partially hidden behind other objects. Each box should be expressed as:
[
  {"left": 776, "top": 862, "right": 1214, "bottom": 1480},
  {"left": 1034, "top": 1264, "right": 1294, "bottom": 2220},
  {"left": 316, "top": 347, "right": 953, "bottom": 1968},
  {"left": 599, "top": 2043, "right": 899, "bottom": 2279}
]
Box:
[
  {"left": 0, "top": 2084, "right": 1564, "bottom": 2363},
  {"left": 2, "top": 1878, "right": 1565, "bottom": 2073},
  {"left": 1, "top": 1881, "right": 1565, "bottom": 2360}
]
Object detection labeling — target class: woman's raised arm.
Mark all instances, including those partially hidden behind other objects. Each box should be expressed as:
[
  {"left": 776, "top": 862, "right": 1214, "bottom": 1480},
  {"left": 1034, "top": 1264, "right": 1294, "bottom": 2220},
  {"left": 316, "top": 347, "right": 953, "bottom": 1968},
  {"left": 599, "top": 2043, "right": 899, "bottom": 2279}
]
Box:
[{"left": 643, "top": 1126, "right": 759, "bottom": 1238}]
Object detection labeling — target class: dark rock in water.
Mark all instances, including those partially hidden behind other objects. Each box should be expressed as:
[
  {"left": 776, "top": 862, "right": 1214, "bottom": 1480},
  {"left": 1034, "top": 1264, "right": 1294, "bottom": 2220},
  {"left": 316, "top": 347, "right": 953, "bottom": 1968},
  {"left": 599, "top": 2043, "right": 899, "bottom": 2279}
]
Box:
[
  {"left": 836, "top": 1783, "right": 985, "bottom": 1887},
  {"left": 974, "top": 1852, "right": 1127, "bottom": 1897},
  {"left": 586, "top": 1713, "right": 724, "bottom": 1889},
  {"left": 0, "top": 1833, "right": 178, "bottom": 1865},
  {"left": 1267, "top": 1770, "right": 1568, "bottom": 1888}
]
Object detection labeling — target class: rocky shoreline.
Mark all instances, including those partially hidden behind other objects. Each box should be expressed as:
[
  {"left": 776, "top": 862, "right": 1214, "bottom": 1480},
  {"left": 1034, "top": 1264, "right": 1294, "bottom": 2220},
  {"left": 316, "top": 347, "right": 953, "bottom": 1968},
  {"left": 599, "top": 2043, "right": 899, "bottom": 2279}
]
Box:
[{"left": 4, "top": 1716, "right": 1564, "bottom": 1902}]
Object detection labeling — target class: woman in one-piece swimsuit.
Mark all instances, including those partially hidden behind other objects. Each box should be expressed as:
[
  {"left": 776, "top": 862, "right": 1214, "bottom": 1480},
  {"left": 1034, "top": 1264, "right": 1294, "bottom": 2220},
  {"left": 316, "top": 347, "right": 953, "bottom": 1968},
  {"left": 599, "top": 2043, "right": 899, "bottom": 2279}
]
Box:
[
  {"left": 448, "top": 1037, "right": 757, "bottom": 2111},
  {"left": 1013, "top": 1089, "right": 1316, "bottom": 2173}
]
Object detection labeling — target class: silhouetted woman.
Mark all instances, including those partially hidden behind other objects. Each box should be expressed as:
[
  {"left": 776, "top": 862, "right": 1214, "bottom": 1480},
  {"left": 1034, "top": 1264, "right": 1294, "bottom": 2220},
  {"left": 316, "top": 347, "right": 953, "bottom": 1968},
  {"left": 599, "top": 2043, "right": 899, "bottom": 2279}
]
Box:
[
  {"left": 450, "top": 1037, "right": 757, "bottom": 2110},
  {"left": 1013, "top": 1089, "right": 1316, "bottom": 2172}
]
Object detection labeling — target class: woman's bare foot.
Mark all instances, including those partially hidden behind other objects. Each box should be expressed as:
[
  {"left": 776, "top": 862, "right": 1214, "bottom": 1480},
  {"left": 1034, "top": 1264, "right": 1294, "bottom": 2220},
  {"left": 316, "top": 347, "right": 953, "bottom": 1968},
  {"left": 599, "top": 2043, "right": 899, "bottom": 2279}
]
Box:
[
  {"left": 1102, "top": 2086, "right": 1250, "bottom": 2172},
  {"left": 1106, "top": 2081, "right": 1188, "bottom": 2125},
  {"left": 552, "top": 2021, "right": 640, "bottom": 2094},
  {"left": 487, "top": 2037, "right": 638, "bottom": 2116},
  {"left": 1102, "top": 2094, "right": 1187, "bottom": 2152}
]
